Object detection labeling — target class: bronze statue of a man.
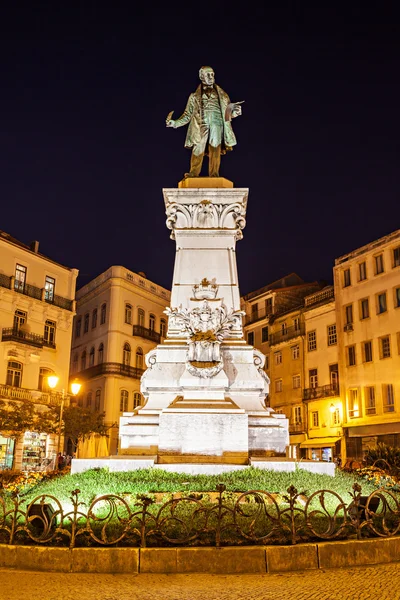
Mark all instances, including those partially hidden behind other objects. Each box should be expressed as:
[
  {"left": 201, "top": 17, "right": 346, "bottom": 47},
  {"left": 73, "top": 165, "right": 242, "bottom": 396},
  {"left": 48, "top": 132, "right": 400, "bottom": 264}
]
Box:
[{"left": 166, "top": 66, "right": 243, "bottom": 178}]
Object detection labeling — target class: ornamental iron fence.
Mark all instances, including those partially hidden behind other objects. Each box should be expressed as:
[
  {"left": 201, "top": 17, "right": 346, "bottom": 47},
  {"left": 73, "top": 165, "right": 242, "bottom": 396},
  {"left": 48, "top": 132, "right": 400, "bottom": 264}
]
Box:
[{"left": 0, "top": 483, "right": 399, "bottom": 549}]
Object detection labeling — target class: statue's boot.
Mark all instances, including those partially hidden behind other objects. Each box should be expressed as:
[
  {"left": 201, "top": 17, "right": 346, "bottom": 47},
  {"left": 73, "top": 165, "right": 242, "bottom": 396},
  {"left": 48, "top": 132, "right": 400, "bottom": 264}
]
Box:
[{"left": 184, "top": 151, "right": 204, "bottom": 178}]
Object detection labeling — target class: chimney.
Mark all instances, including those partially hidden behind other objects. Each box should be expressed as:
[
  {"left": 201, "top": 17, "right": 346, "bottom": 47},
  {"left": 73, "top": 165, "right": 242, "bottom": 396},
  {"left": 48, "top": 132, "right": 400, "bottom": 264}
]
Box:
[{"left": 30, "top": 240, "right": 40, "bottom": 253}]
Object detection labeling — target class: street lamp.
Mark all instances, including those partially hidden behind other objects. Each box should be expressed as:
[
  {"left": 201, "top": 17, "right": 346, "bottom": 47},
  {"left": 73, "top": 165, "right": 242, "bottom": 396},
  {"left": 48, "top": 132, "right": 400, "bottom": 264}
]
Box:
[{"left": 47, "top": 376, "right": 82, "bottom": 459}]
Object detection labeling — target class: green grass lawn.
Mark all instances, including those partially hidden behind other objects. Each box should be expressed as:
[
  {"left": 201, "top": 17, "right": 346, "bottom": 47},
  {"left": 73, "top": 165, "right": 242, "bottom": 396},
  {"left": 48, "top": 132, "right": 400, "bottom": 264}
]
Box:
[{"left": 18, "top": 466, "right": 378, "bottom": 507}]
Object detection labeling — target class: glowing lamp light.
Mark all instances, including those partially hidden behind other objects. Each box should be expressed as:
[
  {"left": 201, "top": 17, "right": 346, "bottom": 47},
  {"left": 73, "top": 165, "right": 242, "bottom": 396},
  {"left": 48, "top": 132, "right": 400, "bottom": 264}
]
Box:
[
  {"left": 329, "top": 403, "right": 336, "bottom": 413},
  {"left": 47, "top": 375, "right": 59, "bottom": 389},
  {"left": 71, "top": 381, "right": 82, "bottom": 396}
]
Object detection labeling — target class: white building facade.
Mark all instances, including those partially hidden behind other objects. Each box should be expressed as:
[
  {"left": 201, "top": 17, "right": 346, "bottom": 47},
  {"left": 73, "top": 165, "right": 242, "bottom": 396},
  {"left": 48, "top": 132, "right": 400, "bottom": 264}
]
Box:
[{"left": 0, "top": 230, "right": 78, "bottom": 469}]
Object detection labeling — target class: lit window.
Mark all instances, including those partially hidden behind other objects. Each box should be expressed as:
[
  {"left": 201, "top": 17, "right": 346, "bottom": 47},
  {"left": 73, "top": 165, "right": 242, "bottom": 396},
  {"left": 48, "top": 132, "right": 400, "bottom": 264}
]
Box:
[
  {"left": 383, "top": 384, "right": 395, "bottom": 412},
  {"left": 293, "top": 317, "right": 300, "bottom": 332},
  {"left": 120, "top": 390, "right": 129, "bottom": 412},
  {"left": 15, "top": 264, "right": 27, "bottom": 292},
  {"left": 275, "top": 379, "right": 282, "bottom": 393},
  {"left": 331, "top": 408, "right": 340, "bottom": 426},
  {"left": 281, "top": 322, "right": 288, "bottom": 335},
  {"left": 44, "top": 320, "right": 56, "bottom": 346},
  {"left": 343, "top": 269, "right": 351, "bottom": 287},
  {"left": 292, "top": 374, "right": 301, "bottom": 389},
  {"left": 307, "top": 331, "right": 317, "bottom": 352},
  {"left": 360, "top": 298, "right": 369, "bottom": 320},
  {"left": 374, "top": 254, "right": 384, "bottom": 275},
  {"left": 365, "top": 387, "right": 376, "bottom": 415},
  {"left": 348, "top": 388, "right": 360, "bottom": 418},
  {"left": 261, "top": 326, "right": 269, "bottom": 343},
  {"left": 13, "top": 309, "right": 27, "bottom": 330},
  {"left": 327, "top": 324, "right": 337, "bottom": 346},
  {"left": 291, "top": 345, "right": 300, "bottom": 360},
  {"left": 312, "top": 411, "right": 319, "bottom": 427},
  {"left": 294, "top": 406, "right": 302, "bottom": 424},
  {"left": 363, "top": 341, "right": 373, "bottom": 363},
  {"left": 358, "top": 261, "right": 367, "bottom": 281},
  {"left": 125, "top": 304, "right": 132, "bottom": 325},
  {"left": 92, "top": 309, "right": 97, "bottom": 329},
  {"left": 347, "top": 345, "right": 356, "bottom": 366},
  {"left": 380, "top": 336, "right": 391, "bottom": 359},
  {"left": 377, "top": 292, "right": 387, "bottom": 314},
  {"left": 38, "top": 367, "right": 53, "bottom": 392},
  {"left": 149, "top": 314, "right": 156, "bottom": 331},
  {"left": 247, "top": 331, "right": 254, "bottom": 346},
  {"left": 84, "top": 313, "right": 89, "bottom": 333},
  {"left": 274, "top": 351, "right": 282, "bottom": 365},
  {"left": 44, "top": 276, "right": 55, "bottom": 302}
]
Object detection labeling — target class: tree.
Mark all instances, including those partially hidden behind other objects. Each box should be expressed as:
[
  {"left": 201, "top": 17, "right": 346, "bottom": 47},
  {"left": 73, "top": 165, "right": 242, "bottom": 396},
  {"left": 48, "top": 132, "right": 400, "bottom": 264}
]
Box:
[
  {"left": 0, "top": 400, "right": 36, "bottom": 469},
  {"left": 38, "top": 404, "right": 107, "bottom": 452}
]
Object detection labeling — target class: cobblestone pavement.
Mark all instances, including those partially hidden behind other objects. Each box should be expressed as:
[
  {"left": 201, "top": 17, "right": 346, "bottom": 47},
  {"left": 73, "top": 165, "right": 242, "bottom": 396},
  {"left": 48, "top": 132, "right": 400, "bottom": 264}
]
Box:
[{"left": 0, "top": 563, "right": 399, "bottom": 600}]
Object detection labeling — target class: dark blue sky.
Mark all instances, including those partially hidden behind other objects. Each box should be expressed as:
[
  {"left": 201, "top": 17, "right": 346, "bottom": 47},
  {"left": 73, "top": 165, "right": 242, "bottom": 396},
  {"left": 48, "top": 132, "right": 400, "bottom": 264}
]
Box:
[{"left": 1, "top": 4, "right": 399, "bottom": 294}]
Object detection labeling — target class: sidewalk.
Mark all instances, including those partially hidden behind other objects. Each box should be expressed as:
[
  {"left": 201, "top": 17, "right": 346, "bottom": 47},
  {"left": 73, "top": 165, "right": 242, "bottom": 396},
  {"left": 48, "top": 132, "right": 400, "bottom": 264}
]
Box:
[{"left": 1, "top": 563, "right": 399, "bottom": 600}]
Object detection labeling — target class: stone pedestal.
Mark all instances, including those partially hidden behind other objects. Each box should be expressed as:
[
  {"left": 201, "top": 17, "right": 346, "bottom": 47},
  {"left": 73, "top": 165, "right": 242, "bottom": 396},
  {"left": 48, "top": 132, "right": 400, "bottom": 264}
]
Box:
[{"left": 119, "top": 179, "right": 289, "bottom": 464}]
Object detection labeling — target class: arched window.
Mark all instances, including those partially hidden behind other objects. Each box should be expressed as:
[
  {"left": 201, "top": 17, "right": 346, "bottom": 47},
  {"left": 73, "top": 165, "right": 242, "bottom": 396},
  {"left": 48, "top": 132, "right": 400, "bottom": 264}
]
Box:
[
  {"left": 125, "top": 304, "right": 132, "bottom": 324},
  {"left": 89, "top": 347, "right": 95, "bottom": 367},
  {"left": 81, "top": 350, "right": 86, "bottom": 371},
  {"left": 72, "top": 353, "right": 78, "bottom": 373},
  {"left": 92, "top": 308, "right": 97, "bottom": 329},
  {"left": 123, "top": 343, "right": 131, "bottom": 366},
  {"left": 7, "top": 361, "right": 22, "bottom": 387},
  {"left": 14, "top": 309, "right": 27, "bottom": 330},
  {"left": 98, "top": 343, "right": 104, "bottom": 364},
  {"left": 136, "top": 347, "right": 144, "bottom": 370},
  {"left": 160, "top": 318, "right": 167, "bottom": 338},
  {"left": 120, "top": 389, "right": 129, "bottom": 412},
  {"left": 137, "top": 308, "right": 145, "bottom": 327},
  {"left": 133, "top": 392, "right": 142, "bottom": 409},
  {"left": 100, "top": 303, "right": 107, "bottom": 325},
  {"left": 95, "top": 389, "right": 101, "bottom": 411},
  {"left": 86, "top": 392, "right": 92, "bottom": 409},
  {"left": 38, "top": 368, "right": 54, "bottom": 392},
  {"left": 149, "top": 313, "right": 156, "bottom": 331}
]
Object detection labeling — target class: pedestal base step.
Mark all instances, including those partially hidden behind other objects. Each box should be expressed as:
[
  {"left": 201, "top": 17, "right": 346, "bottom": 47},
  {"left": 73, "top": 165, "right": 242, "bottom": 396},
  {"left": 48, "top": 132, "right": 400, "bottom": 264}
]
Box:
[{"left": 157, "top": 453, "right": 249, "bottom": 465}]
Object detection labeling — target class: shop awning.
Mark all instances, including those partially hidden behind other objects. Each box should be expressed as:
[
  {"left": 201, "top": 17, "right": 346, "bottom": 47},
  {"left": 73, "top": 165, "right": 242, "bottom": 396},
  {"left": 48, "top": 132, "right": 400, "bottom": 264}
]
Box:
[
  {"left": 290, "top": 434, "right": 306, "bottom": 444},
  {"left": 300, "top": 437, "right": 341, "bottom": 448}
]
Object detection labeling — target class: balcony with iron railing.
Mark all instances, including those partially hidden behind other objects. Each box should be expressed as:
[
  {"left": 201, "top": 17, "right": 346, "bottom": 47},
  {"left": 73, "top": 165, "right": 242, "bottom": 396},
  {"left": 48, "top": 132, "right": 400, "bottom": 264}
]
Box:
[
  {"left": 269, "top": 323, "right": 305, "bottom": 346},
  {"left": 303, "top": 384, "right": 339, "bottom": 401},
  {"left": 0, "top": 384, "right": 63, "bottom": 406},
  {"left": 1, "top": 327, "right": 44, "bottom": 348},
  {"left": 77, "top": 362, "right": 145, "bottom": 381},
  {"left": 245, "top": 307, "right": 273, "bottom": 326},
  {"left": 289, "top": 422, "right": 305, "bottom": 434},
  {"left": 0, "top": 274, "right": 74, "bottom": 311},
  {"left": 132, "top": 325, "right": 161, "bottom": 344}
]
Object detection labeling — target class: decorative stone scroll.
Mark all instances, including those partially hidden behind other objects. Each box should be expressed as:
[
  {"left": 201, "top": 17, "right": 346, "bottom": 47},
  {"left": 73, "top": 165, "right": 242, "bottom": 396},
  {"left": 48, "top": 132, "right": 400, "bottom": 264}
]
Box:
[
  {"left": 165, "top": 199, "right": 247, "bottom": 240},
  {"left": 165, "top": 301, "right": 244, "bottom": 378}
]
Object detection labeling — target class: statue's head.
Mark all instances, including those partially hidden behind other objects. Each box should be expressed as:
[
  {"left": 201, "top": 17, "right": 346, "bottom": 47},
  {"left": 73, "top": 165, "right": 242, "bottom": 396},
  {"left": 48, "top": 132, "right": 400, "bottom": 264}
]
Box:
[{"left": 199, "top": 66, "right": 215, "bottom": 87}]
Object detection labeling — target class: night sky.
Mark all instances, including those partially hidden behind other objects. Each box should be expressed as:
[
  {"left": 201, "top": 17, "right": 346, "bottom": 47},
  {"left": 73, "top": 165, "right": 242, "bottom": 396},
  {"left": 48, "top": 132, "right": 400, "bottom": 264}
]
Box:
[{"left": 1, "top": 4, "right": 399, "bottom": 295}]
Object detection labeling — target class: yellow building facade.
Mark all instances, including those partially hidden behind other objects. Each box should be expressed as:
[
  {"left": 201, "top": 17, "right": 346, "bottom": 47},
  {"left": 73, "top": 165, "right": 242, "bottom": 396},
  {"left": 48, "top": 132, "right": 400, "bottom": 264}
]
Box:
[
  {"left": 71, "top": 266, "right": 170, "bottom": 454},
  {"left": 334, "top": 229, "right": 400, "bottom": 461},
  {"left": 0, "top": 230, "right": 78, "bottom": 469}
]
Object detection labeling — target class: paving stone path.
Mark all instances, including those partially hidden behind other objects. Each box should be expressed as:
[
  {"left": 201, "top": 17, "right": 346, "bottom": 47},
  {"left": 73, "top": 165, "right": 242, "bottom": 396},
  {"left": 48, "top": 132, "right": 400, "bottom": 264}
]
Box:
[{"left": 1, "top": 563, "right": 399, "bottom": 600}]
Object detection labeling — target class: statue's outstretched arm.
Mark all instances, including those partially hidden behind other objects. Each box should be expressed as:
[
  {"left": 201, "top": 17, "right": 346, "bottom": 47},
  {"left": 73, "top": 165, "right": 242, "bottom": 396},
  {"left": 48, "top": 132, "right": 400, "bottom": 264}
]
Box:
[{"left": 169, "top": 94, "right": 195, "bottom": 129}]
